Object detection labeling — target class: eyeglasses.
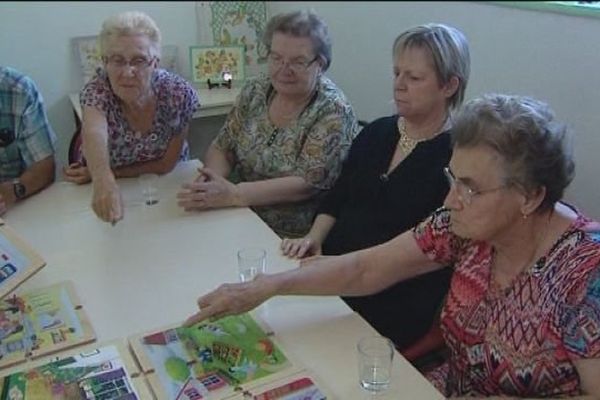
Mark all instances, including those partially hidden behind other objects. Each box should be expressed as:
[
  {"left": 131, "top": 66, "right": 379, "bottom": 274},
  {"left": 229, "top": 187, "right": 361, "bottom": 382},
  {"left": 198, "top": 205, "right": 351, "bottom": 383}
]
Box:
[
  {"left": 267, "top": 53, "right": 319, "bottom": 73},
  {"left": 443, "top": 167, "right": 508, "bottom": 205},
  {"left": 104, "top": 55, "right": 155, "bottom": 71}
]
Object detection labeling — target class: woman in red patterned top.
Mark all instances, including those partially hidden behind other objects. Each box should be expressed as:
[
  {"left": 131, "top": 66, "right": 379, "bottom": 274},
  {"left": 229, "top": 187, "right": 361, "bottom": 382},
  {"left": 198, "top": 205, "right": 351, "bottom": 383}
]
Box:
[{"left": 186, "top": 94, "right": 600, "bottom": 399}]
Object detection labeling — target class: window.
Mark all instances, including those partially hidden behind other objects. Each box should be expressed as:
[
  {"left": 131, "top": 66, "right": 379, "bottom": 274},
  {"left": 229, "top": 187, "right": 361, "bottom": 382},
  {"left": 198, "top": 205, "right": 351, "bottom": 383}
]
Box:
[{"left": 489, "top": 1, "right": 600, "bottom": 19}]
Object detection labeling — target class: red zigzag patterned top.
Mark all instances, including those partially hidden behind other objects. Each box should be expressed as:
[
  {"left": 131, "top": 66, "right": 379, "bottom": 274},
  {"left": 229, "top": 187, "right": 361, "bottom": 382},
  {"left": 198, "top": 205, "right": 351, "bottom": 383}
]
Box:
[{"left": 414, "top": 207, "right": 600, "bottom": 397}]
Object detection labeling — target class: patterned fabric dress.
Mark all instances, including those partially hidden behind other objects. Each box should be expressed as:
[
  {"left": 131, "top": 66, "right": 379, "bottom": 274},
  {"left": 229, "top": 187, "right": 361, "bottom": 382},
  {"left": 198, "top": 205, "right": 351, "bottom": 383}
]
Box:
[
  {"left": 80, "top": 68, "right": 199, "bottom": 168},
  {"left": 213, "top": 73, "right": 359, "bottom": 237},
  {"left": 413, "top": 207, "right": 600, "bottom": 397}
]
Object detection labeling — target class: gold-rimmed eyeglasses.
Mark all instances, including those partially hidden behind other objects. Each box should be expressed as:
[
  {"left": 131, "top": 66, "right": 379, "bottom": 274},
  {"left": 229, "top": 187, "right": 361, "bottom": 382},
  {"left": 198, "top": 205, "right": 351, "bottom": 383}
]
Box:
[
  {"left": 104, "top": 55, "right": 155, "bottom": 71},
  {"left": 443, "top": 167, "right": 508, "bottom": 205},
  {"left": 267, "top": 53, "right": 319, "bottom": 73}
]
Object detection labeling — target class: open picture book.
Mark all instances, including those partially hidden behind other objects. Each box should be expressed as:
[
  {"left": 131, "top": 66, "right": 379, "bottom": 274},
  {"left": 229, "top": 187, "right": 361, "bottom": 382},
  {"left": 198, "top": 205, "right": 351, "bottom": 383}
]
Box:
[
  {"left": 128, "top": 312, "right": 332, "bottom": 399},
  {"left": 0, "top": 311, "right": 331, "bottom": 399},
  {"left": 0, "top": 220, "right": 46, "bottom": 300},
  {"left": 0, "top": 281, "right": 96, "bottom": 369}
]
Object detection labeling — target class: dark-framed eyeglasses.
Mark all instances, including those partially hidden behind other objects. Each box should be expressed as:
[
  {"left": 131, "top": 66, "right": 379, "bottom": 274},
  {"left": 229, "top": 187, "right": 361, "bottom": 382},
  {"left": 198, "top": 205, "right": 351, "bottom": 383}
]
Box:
[
  {"left": 104, "top": 55, "right": 155, "bottom": 71},
  {"left": 443, "top": 166, "right": 508, "bottom": 205},
  {"left": 267, "top": 53, "right": 319, "bottom": 73}
]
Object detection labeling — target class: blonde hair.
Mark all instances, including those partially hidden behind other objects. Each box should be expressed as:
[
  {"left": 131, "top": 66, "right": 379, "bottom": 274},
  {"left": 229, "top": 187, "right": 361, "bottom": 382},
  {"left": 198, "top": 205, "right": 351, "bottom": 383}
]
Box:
[
  {"left": 99, "top": 11, "right": 161, "bottom": 58},
  {"left": 393, "top": 23, "right": 470, "bottom": 111}
]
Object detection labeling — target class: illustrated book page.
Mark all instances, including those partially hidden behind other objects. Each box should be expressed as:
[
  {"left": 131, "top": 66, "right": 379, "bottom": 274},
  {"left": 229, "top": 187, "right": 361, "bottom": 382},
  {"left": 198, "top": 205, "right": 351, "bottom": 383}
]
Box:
[
  {"left": 0, "top": 223, "right": 45, "bottom": 300},
  {"left": 0, "top": 281, "right": 96, "bottom": 369},
  {"left": 0, "top": 341, "right": 148, "bottom": 399},
  {"left": 129, "top": 312, "right": 333, "bottom": 399}
]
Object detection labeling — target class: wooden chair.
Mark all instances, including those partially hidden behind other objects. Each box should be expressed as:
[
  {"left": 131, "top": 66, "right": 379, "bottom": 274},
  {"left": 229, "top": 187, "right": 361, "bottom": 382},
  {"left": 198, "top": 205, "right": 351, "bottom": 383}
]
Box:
[
  {"left": 67, "top": 127, "right": 85, "bottom": 165},
  {"left": 400, "top": 316, "right": 448, "bottom": 372}
]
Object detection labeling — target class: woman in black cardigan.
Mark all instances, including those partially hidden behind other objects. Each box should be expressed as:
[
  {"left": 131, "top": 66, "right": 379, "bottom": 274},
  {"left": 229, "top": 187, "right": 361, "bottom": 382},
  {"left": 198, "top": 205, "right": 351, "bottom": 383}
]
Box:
[{"left": 281, "top": 23, "right": 471, "bottom": 351}]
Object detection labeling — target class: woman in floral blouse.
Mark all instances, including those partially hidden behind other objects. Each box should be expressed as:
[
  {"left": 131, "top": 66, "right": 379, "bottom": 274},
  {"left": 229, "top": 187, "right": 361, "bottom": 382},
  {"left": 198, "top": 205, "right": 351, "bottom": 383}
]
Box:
[
  {"left": 186, "top": 94, "right": 600, "bottom": 399},
  {"left": 177, "top": 10, "right": 359, "bottom": 238},
  {"left": 64, "top": 11, "right": 199, "bottom": 224}
]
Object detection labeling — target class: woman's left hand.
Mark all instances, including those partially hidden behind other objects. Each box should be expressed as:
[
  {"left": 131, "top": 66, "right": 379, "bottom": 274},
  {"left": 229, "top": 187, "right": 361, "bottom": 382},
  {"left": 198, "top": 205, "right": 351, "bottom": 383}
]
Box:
[
  {"left": 63, "top": 163, "right": 91, "bottom": 184},
  {"left": 177, "top": 167, "right": 240, "bottom": 211}
]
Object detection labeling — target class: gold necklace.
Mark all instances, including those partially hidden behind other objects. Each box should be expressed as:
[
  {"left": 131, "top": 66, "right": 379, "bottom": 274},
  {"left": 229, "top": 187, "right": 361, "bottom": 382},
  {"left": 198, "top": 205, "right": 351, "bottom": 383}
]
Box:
[{"left": 397, "top": 117, "right": 429, "bottom": 155}]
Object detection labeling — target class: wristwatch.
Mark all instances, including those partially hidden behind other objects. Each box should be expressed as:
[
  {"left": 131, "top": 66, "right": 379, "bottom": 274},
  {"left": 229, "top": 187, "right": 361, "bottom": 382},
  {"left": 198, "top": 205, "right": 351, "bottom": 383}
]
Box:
[{"left": 12, "top": 179, "right": 26, "bottom": 200}]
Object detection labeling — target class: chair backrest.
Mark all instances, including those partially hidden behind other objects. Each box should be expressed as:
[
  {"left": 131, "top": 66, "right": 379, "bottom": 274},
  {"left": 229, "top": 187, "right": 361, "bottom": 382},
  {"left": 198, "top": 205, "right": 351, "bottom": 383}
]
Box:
[{"left": 68, "top": 128, "right": 86, "bottom": 165}]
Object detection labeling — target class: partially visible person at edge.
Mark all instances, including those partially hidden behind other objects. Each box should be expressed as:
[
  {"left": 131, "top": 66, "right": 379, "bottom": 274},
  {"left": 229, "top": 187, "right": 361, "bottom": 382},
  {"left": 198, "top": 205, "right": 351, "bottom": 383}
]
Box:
[
  {"left": 0, "top": 66, "right": 57, "bottom": 215},
  {"left": 64, "top": 11, "right": 199, "bottom": 224},
  {"left": 186, "top": 94, "right": 600, "bottom": 399},
  {"left": 176, "top": 10, "right": 359, "bottom": 238},
  {"left": 281, "top": 23, "right": 470, "bottom": 352}
]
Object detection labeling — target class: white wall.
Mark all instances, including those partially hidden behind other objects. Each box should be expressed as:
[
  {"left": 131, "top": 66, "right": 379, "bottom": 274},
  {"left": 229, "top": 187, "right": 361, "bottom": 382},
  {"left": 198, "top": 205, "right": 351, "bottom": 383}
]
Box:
[
  {"left": 269, "top": 1, "right": 600, "bottom": 218},
  {"left": 1, "top": 1, "right": 598, "bottom": 218}
]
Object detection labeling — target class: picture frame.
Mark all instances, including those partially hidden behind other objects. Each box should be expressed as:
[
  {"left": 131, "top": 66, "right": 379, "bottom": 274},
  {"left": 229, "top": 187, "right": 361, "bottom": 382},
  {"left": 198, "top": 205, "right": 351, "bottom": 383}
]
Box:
[
  {"left": 72, "top": 35, "right": 102, "bottom": 85},
  {"left": 189, "top": 45, "right": 245, "bottom": 84}
]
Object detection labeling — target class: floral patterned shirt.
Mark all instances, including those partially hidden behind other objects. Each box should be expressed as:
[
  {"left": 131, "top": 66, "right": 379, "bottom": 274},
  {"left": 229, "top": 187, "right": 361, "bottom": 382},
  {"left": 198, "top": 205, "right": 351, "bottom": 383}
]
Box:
[
  {"left": 80, "top": 68, "right": 199, "bottom": 168},
  {"left": 413, "top": 207, "right": 600, "bottom": 397},
  {"left": 213, "top": 74, "right": 359, "bottom": 237}
]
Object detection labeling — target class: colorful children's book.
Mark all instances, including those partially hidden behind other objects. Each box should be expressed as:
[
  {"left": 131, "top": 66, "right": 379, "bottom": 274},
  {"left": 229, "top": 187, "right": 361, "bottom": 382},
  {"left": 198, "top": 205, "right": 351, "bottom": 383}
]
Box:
[
  {"left": 0, "top": 281, "right": 95, "bottom": 369},
  {"left": 0, "top": 342, "right": 148, "bottom": 400},
  {"left": 0, "top": 221, "right": 46, "bottom": 300},
  {"left": 129, "top": 313, "right": 333, "bottom": 400}
]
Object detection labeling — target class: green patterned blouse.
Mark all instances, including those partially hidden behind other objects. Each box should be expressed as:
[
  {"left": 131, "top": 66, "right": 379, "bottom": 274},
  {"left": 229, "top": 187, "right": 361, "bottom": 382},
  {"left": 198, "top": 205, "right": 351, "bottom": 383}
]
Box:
[{"left": 213, "top": 74, "right": 360, "bottom": 237}]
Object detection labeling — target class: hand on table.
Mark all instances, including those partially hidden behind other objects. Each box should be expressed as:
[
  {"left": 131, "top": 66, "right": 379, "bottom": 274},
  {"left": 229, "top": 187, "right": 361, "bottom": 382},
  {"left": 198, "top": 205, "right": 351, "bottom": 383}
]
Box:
[
  {"left": 91, "top": 177, "right": 123, "bottom": 224},
  {"left": 63, "top": 163, "right": 91, "bottom": 184},
  {"left": 184, "top": 274, "right": 271, "bottom": 326},
  {"left": 177, "top": 167, "right": 240, "bottom": 211},
  {"left": 281, "top": 237, "right": 321, "bottom": 259}
]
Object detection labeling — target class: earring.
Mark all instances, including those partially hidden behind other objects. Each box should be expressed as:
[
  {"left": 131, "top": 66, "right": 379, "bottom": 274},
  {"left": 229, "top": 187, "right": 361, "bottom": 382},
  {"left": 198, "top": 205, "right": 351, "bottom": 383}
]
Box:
[{"left": 522, "top": 212, "right": 529, "bottom": 219}]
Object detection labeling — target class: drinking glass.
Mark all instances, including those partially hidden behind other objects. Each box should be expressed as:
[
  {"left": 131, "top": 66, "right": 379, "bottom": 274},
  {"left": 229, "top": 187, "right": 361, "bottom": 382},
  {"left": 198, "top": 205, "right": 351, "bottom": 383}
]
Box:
[
  {"left": 139, "top": 173, "right": 159, "bottom": 205},
  {"left": 237, "top": 248, "right": 266, "bottom": 282},
  {"left": 357, "top": 336, "right": 394, "bottom": 394}
]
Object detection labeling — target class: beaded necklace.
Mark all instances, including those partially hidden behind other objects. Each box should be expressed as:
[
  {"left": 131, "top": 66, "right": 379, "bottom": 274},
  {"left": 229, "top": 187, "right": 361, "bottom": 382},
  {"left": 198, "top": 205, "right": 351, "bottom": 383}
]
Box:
[{"left": 397, "top": 116, "right": 430, "bottom": 155}]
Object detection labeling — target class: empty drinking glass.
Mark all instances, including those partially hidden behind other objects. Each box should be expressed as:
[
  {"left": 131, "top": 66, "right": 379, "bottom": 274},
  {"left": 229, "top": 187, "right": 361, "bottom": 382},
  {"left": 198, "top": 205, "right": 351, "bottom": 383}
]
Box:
[
  {"left": 139, "top": 173, "right": 159, "bottom": 205},
  {"left": 237, "top": 248, "right": 266, "bottom": 282},
  {"left": 357, "top": 335, "right": 394, "bottom": 394}
]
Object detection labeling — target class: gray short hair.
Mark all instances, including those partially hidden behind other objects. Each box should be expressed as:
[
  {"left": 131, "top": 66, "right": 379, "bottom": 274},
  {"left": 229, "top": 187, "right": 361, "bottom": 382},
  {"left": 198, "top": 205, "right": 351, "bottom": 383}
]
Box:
[
  {"left": 452, "top": 94, "right": 575, "bottom": 212},
  {"left": 99, "top": 11, "right": 162, "bottom": 58},
  {"left": 263, "top": 10, "right": 332, "bottom": 71},
  {"left": 393, "top": 23, "right": 470, "bottom": 111}
]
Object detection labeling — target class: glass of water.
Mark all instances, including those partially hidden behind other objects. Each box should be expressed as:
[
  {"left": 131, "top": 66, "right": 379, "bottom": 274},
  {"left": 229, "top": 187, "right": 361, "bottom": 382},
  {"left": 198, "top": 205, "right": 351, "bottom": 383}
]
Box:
[
  {"left": 357, "top": 335, "right": 394, "bottom": 394},
  {"left": 237, "top": 248, "right": 266, "bottom": 282},
  {"left": 139, "top": 173, "right": 159, "bottom": 205}
]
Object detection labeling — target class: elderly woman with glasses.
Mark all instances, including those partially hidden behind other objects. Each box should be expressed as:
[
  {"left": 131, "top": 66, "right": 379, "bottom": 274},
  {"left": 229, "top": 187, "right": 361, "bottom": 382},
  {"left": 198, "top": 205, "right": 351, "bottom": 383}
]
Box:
[
  {"left": 64, "top": 11, "right": 199, "bottom": 224},
  {"left": 176, "top": 10, "right": 359, "bottom": 238},
  {"left": 187, "top": 94, "right": 600, "bottom": 399}
]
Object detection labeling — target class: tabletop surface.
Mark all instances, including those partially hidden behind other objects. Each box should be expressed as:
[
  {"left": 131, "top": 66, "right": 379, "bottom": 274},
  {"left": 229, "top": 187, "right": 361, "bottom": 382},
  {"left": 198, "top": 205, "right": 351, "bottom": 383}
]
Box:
[{"left": 3, "top": 160, "right": 442, "bottom": 399}]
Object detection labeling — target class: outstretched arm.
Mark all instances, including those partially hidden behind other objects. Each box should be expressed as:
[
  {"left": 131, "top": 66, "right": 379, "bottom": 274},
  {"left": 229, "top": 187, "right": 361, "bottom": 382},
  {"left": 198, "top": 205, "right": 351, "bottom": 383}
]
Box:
[
  {"left": 81, "top": 106, "right": 123, "bottom": 224},
  {"left": 186, "top": 229, "right": 442, "bottom": 325}
]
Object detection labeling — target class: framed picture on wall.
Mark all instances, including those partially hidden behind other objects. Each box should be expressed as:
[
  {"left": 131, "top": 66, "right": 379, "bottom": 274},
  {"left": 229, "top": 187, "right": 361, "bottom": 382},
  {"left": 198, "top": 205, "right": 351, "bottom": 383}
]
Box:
[
  {"left": 189, "top": 45, "right": 245, "bottom": 84},
  {"left": 72, "top": 35, "right": 102, "bottom": 85}
]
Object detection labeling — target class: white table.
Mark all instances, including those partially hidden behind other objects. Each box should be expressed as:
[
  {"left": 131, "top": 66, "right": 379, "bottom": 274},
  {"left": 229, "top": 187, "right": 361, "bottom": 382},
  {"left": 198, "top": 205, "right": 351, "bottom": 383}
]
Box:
[
  {"left": 69, "top": 86, "right": 240, "bottom": 121},
  {"left": 3, "top": 160, "right": 442, "bottom": 399}
]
